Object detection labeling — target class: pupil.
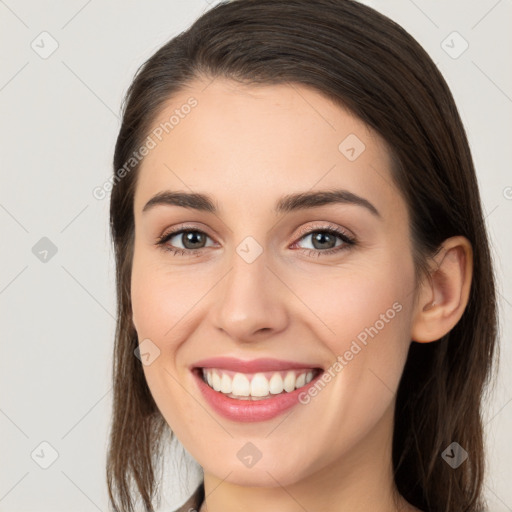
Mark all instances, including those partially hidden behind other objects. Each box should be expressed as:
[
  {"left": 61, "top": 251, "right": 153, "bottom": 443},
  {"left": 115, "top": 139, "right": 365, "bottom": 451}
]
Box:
[
  {"left": 183, "top": 231, "right": 204, "bottom": 249},
  {"left": 313, "top": 232, "right": 335, "bottom": 249}
]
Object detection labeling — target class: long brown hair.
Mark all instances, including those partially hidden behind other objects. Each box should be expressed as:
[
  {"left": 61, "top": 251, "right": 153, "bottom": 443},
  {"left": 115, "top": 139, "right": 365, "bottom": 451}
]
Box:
[{"left": 107, "top": 1, "right": 498, "bottom": 510}]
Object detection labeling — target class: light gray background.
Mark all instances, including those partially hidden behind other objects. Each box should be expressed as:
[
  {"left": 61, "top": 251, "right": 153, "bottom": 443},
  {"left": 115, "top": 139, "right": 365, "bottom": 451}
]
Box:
[{"left": 0, "top": 0, "right": 510, "bottom": 510}]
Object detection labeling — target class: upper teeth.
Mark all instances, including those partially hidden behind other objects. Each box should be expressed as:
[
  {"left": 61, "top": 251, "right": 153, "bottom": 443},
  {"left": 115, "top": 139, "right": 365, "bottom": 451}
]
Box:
[{"left": 202, "top": 368, "right": 316, "bottom": 398}]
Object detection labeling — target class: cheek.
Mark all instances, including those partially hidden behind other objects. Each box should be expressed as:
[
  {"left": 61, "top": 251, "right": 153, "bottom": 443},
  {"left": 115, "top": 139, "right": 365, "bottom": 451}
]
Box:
[
  {"left": 131, "top": 273, "right": 172, "bottom": 338},
  {"left": 130, "top": 252, "right": 200, "bottom": 339},
  {"left": 294, "top": 256, "right": 414, "bottom": 396},
  {"left": 300, "top": 268, "right": 410, "bottom": 347},
  {"left": 285, "top": 264, "right": 413, "bottom": 460},
  {"left": 130, "top": 260, "right": 197, "bottom": 428}
]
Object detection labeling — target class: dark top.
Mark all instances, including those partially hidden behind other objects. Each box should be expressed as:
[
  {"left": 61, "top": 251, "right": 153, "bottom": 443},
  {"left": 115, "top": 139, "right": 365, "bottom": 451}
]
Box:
[
  {"left": 173, "top": 481, "right": 205, "bottom": 512},
  {"left": 172, "top": 482, "right": 425, "bottom": 511}
]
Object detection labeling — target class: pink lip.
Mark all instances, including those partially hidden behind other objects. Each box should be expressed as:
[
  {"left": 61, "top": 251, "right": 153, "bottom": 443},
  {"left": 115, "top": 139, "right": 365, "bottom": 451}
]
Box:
[
  {"left": 191, "top": 356, "right": 323, "bottom": 373},
  {"left": 190, "top": 359, "right": 324, "bottom": 423}
]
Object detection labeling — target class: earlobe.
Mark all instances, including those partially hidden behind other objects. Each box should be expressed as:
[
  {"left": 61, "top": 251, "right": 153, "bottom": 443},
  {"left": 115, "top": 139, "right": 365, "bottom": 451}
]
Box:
[{"left": 411, "top": 236, "right": 473, "bottom": 343}]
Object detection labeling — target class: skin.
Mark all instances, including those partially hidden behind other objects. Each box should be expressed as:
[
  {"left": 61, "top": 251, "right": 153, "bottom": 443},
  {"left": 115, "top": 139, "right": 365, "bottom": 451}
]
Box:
[{"left": 130, "top": 77, "right": 473, "bottom": 512}]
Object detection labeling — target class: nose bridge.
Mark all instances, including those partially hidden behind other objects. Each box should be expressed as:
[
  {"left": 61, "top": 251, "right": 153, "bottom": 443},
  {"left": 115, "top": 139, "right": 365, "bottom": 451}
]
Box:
[{"left": 210, "top": 235, "right": 288, "bottom": 339}]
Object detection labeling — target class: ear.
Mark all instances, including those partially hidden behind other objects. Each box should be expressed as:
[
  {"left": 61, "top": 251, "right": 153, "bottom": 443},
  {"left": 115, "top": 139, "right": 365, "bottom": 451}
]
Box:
[{"left": 411, "top": 236, "right": 473, "bottom": 343}]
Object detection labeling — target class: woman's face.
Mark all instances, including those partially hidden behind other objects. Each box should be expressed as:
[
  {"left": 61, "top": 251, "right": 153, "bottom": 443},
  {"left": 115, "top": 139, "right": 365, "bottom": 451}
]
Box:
[{"left": 131, "top": 77, "right": 418, "bottom": 487}]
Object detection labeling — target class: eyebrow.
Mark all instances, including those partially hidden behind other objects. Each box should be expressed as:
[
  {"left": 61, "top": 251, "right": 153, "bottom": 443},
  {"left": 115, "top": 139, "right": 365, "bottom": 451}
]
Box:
[{"left": 142, "top": 189, "right": 381, "bottom": 217}]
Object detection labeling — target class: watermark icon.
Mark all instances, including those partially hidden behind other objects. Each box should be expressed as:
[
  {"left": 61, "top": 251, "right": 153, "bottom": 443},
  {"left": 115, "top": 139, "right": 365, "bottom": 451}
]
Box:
[
  {"left": 298, "top": 301, "right": 403, "bottom": 404},
  {"left": 441, "top": 442, "right": 468, "bottom": 469},
  {"left": 134, "top": 338, "right": 161, "bottom": 366},
  {"left": 32, "top": 236, "right": 58, "bottom": 263},
  {"left": 31, "top": 441, "right": 59, "bottom": 469},
  {"left": 237, "top": 441, "right": 262, "bottom": 468},
  {"left": 236, "top": 236, "right": 264, "bottom": 263},
  {"left": 441, "top": 31, "right": 469, "bottom": 60},
  {"left": 92, "top": 97, "right": 198, "bottom": 200},
  {"left": 339, "top": 133, "right": 366, "bottom": 161},
  {"left": 31, "top": 31, "right": 59, "bottom": 59},
  {"left": 503, "top": 186, "right": 512, "bottom": 200}
]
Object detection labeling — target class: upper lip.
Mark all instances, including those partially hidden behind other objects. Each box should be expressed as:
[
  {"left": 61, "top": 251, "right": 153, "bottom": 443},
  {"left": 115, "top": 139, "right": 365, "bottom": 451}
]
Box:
[{"left": 191, "top": 357, "right": 323, "bottom": 373}]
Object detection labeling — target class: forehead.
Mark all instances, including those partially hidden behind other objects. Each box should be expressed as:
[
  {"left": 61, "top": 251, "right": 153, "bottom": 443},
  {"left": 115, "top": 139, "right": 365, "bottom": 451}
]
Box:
[{"left": 133, "top": 77, "right": 400, "bottom": 217}]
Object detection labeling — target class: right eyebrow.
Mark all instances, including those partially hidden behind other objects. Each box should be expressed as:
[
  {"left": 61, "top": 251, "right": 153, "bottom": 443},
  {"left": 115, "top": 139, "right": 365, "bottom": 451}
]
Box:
[{"left": 142, "top": 191, "right": 217, "bottom": 214}]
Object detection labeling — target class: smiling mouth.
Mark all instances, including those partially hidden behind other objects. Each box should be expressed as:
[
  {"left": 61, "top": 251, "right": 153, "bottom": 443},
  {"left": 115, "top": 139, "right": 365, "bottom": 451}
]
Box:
[{"left": 194, "top": 367, "right": 323, "bottom": 400}]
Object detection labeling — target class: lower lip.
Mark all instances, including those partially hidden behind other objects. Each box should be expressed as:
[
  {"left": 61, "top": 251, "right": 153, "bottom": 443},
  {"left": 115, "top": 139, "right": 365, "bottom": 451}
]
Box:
[{"left": 192, "top": 369, "right": 323, "bottom": 422}]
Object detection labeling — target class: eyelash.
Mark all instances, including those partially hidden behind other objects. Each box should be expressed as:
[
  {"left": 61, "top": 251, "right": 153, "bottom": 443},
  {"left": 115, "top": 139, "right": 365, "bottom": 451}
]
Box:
[{"left": 155, "top": 223, "right": 356, "bottom": 258}]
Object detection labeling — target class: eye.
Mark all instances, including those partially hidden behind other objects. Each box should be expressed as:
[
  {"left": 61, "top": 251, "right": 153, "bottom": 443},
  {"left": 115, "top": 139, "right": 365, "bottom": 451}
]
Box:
[
  {"left": 292, "top": 223, "right": 356, "bottom": 257},
  {"left": 155, "top": 223, "right": 356, "bottom": 258},
  {"left": 156, "top": 226, "right": 216, "bottom": 256}
]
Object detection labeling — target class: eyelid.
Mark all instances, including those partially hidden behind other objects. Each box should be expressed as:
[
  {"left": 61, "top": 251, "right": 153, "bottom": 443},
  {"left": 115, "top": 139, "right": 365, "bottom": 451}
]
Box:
[
  {"left": 155, "top": 221, "right": 357, "bottom": 256},
  {"left": 293, "top": 222, "right": 355, "bottom": 242},
  {"left": 156, "top": 222, "right": 217, "bottom": 243},
  {"left": 156, "top": 222, "right": 352, "bottom": 244}
]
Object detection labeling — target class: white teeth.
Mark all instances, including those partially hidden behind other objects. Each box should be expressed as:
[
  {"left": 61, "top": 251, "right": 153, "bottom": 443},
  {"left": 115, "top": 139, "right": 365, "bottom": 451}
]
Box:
[
  {"left": 295, "top": 373, "right": 306, "bottom": 388},
  {"left": 201, "top": 368, "right": 318, "bottom": 398},
  {"left": 231, "top": 372, "right": 250, "bottom": 396},
  {"left": 269, "top": 373, "right": 284, "bottom": 394},
  {"left": 212, "top": 372, "right": 221, "bottom": 392},
  {"left": 283, "top": 371, "right": 296, "bottom": 392},
  {"left": 250, "top": 373, "right": 269, "bottom": 397},
  {"left": 220, "top": 373, "right": 232, "bottom": 394}
]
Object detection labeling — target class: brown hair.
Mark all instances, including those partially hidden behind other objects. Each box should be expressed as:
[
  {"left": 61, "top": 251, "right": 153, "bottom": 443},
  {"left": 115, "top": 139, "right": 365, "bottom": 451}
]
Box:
[{"left": 107, "top": 1, "right": 498, "bottom": 510}]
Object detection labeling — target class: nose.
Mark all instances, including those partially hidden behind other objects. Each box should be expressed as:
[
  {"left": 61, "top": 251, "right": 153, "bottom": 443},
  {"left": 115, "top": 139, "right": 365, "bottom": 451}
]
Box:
[{"left": 210, "top": 246, "right": 289, "bottom": 342}]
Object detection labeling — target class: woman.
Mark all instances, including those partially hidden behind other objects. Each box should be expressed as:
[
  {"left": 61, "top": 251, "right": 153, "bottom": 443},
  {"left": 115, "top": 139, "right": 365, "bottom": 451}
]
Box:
[{"left": 106, "top": 1, "right": 498, "bottom": 511}]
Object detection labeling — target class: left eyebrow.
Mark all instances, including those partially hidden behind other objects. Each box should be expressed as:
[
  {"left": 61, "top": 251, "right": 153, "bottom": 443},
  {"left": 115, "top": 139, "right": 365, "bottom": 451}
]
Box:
[
  {"left": 275, "top": 189, "right": 380, "bottom": 217},
  {"left": 142, "top": 188, "right": 381, "bottom": 218}
]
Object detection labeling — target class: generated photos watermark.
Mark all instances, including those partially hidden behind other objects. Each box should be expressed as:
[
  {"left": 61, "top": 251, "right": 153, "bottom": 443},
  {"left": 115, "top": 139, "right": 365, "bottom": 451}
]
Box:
[
  {"left": 92, "top": 96, "right": 198, "bottom": 200},
  {"left": 298, "top": 301, "right": 403, "bottom": 404}
]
